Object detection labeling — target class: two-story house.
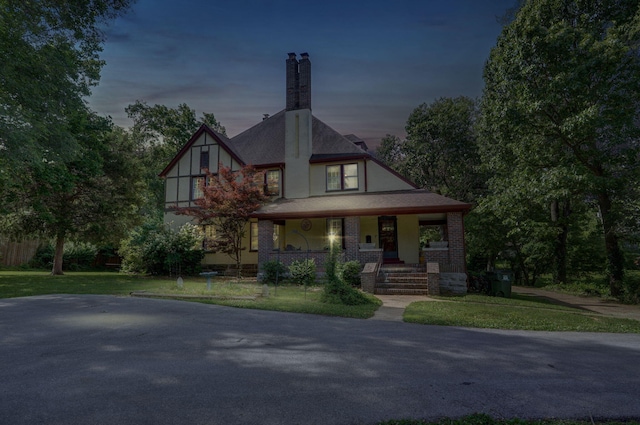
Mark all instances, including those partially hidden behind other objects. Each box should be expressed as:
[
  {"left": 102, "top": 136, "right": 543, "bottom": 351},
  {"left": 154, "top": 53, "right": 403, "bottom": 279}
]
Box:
[{"left": 160, "top": 53, "right": 471, "bottom": 294}]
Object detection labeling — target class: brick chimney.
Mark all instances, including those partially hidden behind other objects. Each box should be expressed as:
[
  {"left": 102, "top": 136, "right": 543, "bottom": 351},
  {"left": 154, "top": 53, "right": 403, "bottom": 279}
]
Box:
[
  {"left": 286, "top": 52, "right": 299, "bottom": 111},
  {"left": 298, "top": 52, "right": 311, "bottom": 110},
  {"left": 285, "top": 52, "right": 311, "bottom": 111}
]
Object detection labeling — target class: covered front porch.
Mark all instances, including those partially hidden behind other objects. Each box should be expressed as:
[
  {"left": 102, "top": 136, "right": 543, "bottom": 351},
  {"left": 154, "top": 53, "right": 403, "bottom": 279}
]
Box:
[{"left": 256, "top": 212, "right": 467, "bottom": 275}]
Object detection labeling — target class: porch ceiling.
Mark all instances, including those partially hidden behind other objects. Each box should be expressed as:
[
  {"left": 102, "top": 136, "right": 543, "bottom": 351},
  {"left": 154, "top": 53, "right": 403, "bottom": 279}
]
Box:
[{"left": 252, "top": 189, "right": 472, "bottom": 219}]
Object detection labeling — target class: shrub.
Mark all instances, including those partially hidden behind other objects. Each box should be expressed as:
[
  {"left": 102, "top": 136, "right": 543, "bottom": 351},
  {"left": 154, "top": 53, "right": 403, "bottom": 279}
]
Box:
[
  {"left": 64, "top": 242, "right": 98, "bottom": 271},
  {"left": 621, "top": 273, "right": 640, "bottom": 304},
  {"left": 321, "top": 243, "right": 372, "bottom": 306},
  {"left": 341, "top": 260, "right": 362, "bottom": 287},
  {"left": 119, "top": 222, "right": 204, "bottom": 275},
  {"left": 29, "top": 244, "right": 54, "bottom": 269},
  {"left": 29, "top": 242, "right": 97, "bottom": 271},
  {"left": 289, "top": 259, "right": 316, "bottom": 286},
  {"left": 261, "top": 260, "right": 287, "bottom": 284}
]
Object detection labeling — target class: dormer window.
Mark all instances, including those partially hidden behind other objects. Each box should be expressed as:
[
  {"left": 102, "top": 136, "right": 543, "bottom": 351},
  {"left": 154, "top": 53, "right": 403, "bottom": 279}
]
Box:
[{"left": 326, "top": 163, "right": 358, "bottom": 191}]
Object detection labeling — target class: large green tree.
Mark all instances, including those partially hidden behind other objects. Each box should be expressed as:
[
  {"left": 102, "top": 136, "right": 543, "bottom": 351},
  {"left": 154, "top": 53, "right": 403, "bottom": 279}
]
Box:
[
  {"left": 375, "top": 97, "right": 483, "bottom": 204},
  {"left": 1, "top": 111, "right": 146, "bottom": 274},
  {"left": 0, "top": 0, "right": 135, "bottom": 173},
  {"left": 403, "top": 96, "right": 482, "bottom": 203},
  {"left": 480, "top": 0, "right": 640, "bottom": 295},
  {"left": 0, "top": 0, "right": 139, "bottom": 273}
]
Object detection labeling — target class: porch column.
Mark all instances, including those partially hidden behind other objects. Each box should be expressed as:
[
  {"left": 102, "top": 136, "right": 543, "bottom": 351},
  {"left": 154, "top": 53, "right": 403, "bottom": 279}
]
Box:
[
  {"left": 446, "top": 212, "right": 466, "bottom": 272},
  {"left": 257, "top": 219, "right": 274, "bottom": 275},
  {"left": 344, "top": 216, "right": 359, "bottom": 262}
]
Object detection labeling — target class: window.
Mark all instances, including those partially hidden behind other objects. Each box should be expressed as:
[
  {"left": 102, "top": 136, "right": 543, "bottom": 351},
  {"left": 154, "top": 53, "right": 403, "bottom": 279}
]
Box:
[
  {"left": 192, "top": 176, "right": 205, "bottom": 200},
  {"left": 326, "top": 163, "right": 358, "bottom": 191},
  {"left": 326, "top": 218, "right": 345, "bottom": 249},
  {"left": 266, "top": 169, "right": 280, "bottom": 197},
  {"left": 203, "top": 225, "right": 217, "bottom": 250},
  {"left": 250, "top": 222, "right": 259, "bottom": 251},
  {"left": 272, "top": 224, "right": 281, "bottom": 250},
  {"left": 200, "top": 151, "right": 209, "bottom": 171},
  {"left": 343, "top": 164, "right": 358, "bottom": 189}
]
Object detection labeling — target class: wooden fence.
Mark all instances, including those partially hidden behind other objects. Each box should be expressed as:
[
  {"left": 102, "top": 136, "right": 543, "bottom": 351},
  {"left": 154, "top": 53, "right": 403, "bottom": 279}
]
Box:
[{"left": 0, "top": 239, "right": 42, "bottom": 267}]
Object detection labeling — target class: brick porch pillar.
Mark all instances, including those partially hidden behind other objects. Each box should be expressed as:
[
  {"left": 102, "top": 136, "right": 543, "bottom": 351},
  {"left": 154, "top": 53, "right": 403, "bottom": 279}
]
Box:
[
  {"left": 258, "top": 219, "right": 274, "bottom": 276},
  {"left": 344, "top": 216, "right": 359, "bottom": 262},
  {"left": 446, "top": 212, "right": 466, "bottom": 272}
]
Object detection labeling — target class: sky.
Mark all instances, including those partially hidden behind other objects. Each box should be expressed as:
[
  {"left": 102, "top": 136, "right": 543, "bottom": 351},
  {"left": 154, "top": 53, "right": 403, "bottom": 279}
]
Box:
[{"left": 88, "top": 0, "right": 516, "bottom": 146}]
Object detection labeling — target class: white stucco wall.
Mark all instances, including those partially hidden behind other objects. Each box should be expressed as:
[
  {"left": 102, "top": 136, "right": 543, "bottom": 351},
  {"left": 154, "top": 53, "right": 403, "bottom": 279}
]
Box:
[
  {"left": 366, "top": 160, "right": 415, "bottom": 192},
  {"left": 284, "top": 109, "right": 312, "bottom": 198}
]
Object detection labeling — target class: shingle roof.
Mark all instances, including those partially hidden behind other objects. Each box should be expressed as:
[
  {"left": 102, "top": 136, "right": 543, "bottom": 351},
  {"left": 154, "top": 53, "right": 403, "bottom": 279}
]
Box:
[
  {"left": 230, "top": 110, "right": 366, "bottom": 166},
  {"left": 251, "top": 189, "right": 472, "bottom": 219}
]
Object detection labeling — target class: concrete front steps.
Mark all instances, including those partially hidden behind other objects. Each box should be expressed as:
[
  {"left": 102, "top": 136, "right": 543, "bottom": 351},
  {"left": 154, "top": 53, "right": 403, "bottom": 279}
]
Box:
[{"left": 375, "top": 265, "right": 431, "bottom": 295}]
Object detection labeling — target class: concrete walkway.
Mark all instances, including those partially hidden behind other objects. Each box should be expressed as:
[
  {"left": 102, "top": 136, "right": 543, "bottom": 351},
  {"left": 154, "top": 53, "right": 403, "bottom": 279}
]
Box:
[
  {"left": 372, "top": 287, "right": 640, "bottom": 322},
  {"left": 371, "top": 295, "right": 433, "bottom": 321}
]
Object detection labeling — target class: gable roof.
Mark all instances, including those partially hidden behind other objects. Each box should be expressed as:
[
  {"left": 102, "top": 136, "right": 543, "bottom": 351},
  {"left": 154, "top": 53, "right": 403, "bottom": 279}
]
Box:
[
  {"left": 158, "top": 124, "right": 243, "bottom": 177},
  {"left": 160, "top": 110, "right": 419, "bottom": 189}
]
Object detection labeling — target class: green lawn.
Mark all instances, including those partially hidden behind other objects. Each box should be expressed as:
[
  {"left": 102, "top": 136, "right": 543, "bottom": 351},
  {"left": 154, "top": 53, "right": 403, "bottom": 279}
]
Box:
[
  {"left": 404, "top": 293, "right": 640, "bottom": 333},
  {"left": 2, "top": 270, "right": 639, "bottom": 331},
  {"left": 0, "top": 271, "right": 381, "bottom": 319}
]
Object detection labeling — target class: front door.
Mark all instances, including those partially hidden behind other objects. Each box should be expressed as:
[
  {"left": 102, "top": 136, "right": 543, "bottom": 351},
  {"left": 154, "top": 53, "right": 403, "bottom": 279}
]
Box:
[{"left": 378, "top": 216, "right": 398, "bottom": 259}]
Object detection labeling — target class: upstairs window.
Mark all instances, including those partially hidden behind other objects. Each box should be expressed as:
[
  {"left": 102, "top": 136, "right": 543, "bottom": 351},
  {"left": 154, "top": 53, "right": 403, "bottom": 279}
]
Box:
[
  {"left": 192, "top": 174, "right": 217, "bottom": 200},
  {"left": 266, "top": 169, "right": 280, "bottom": 197},
  {"left": 200, "top": 151, "right": 209, "bottom": 171},
  {"left": 326, "top": 163, "right": 358, "bottom": 191},
  {"left": 192, "top": 176, "right": 205, "bottom": 200}
]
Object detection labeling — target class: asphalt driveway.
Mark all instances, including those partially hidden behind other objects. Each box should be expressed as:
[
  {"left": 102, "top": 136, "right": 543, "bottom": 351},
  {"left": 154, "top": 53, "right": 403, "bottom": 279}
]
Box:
[{"left": 1, "top": 295, "right": 639, "bottom": 425}]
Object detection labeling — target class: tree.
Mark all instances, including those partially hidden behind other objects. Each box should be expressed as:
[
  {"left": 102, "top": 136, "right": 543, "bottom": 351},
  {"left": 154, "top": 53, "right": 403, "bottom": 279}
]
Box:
[
  {"left": 125, "top": 100, "right": 227, "bottom": 216},
  {"left": 174, "top": 164, "right": 269, "bottom": 277},
  {"left": 480, "top": 0, "right": 640, "bottom": 295},
  {"left": 401, "top": 96, "right": 483, "bottom": 203},
  {"left": 0, "top": 112, "right": 146, "bottom": 274},
  {"left": 374, "top": 134, "right": 405, "bottom": 169},
  {"left": 119, "top": 221, "right": 204, "bottom": 276},
  {"left": 0, "top": 0, "right": 135, "bottom": 175}
]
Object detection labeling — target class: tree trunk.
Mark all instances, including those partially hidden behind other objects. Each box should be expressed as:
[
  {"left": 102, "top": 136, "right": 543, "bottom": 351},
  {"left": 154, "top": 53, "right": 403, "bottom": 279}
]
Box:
[
  {"left": 598, "top": 192, "right": 624, "bottom": 297},
  {"left": 52, "top": 234, "right": 65, "bottom": 275},
  {"left": 550, "top": 199, "right": 570, "bottom": 284},
  {"left": 236, "top": 238, "right": 243, "bottom": 280}
]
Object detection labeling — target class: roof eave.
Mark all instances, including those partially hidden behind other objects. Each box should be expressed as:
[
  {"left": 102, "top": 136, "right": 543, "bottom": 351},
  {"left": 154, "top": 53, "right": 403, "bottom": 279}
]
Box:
[{"left": 251, "top": 203, "right": 472, "bottom": 220}]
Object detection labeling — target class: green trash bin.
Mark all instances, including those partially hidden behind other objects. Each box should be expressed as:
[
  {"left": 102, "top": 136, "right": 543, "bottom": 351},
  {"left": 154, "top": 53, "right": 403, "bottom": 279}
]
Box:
[{"left": 491, "top": 270, "right": 513, "bottom": 297}]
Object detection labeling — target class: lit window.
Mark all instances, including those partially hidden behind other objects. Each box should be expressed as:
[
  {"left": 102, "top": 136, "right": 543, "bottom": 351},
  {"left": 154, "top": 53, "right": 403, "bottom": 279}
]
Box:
[
  {"left": 192, "top": 176, "right": 205, "bottom": 200},
  {"left": 326, "top": 163, "right": 358, "bottom": 191},
  {"left": 343, "top": 164, "right": 358, "bottom": 189},
  {"left": 266, "top": 170, "right": 280, "bottom": 197},
  {"left": 326, "top": 218, "right": 345, "bottom": 248},
  {"left": 250, "top": 222, "right": 258, "bottom": 251}
]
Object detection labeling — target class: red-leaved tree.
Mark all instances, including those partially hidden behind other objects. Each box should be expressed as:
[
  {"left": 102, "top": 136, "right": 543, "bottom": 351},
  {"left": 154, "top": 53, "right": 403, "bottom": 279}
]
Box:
[{"left": 175, "top": 164, "right": 269, "bottom": 277}]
